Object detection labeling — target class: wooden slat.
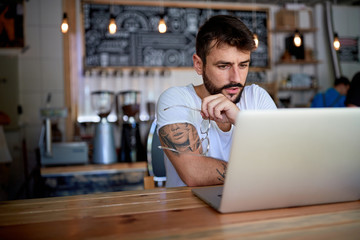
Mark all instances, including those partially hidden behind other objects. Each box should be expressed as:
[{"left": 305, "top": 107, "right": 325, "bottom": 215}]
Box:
[
  {"left": 0, "top": 188, "right": 203, "bottom": 225},
  {"left": 143, "top": 176, "right": 155, "bottom": 189},
  {"left": 1, "top": 204, "right": 359, "bottom": 240},
  {"left": 272, "top": 27, "right": 318, "bottom": 33},
  {"left": 276, "top": 59, "right": 320, "bottom": 65},
  {"left": 131, "top": 209, "right": 360, "bottom": 240}
]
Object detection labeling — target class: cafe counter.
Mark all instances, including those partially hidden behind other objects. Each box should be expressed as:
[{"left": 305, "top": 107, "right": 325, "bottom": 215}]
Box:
[{"left": 39, "top": 162, "right": 147, "bottom": 197}]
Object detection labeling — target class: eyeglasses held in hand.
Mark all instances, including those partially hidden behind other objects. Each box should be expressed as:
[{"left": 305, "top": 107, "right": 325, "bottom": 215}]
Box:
[{"left": 158, "top": 105, "right": 210, "bottom": 156}]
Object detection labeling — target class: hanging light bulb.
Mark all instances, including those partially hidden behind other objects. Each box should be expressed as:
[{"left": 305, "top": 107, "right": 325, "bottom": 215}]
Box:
[
  {"left": 333, "top": 32, "right": 340, "bottom": 51},
  {"left": 158, "top": 0, "right": 167, "bottom": 34},
  {"left": 108, "top": 15, "right": 117, "bottom": 34},
  {"left": 253, "top": 33, "right": 259, "bottom": 49},
  {"left": 61, "top": 13, "right": 69, "bottom": 34},
  {"left": 293, "top": 29, "right": 302, "bottom": 47},
  {"left": 251, "top": 0, "right": 258, "bottom": 49},
  {"left": 158, "top": 16, "right": 167, "bottom": 33}
]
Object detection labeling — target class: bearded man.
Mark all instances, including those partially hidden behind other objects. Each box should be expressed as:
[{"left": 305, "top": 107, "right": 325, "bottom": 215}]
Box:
[{"left": 156, "top": 15, "right": 277, "bottom": 187}]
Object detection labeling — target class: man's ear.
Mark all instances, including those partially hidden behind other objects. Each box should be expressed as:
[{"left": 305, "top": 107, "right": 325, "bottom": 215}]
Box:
[{"left": 192, "top": 54, "right": 203, "bottom": 75}]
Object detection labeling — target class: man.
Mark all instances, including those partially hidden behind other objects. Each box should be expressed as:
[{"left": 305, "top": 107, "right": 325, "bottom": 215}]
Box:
[
  {"left": 311, "top": 76, "right": 350, "bottom": 108},
  {"left": 156, "top": 15, "right": 277, "bottom": 187},
  {"left": 345, "top": 72, "right": 360, "bottom": 107}
]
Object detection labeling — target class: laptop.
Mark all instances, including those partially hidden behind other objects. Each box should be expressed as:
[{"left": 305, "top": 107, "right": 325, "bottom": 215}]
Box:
[{"left": 192, "top": 108, "right": 360, "bottom": 213}]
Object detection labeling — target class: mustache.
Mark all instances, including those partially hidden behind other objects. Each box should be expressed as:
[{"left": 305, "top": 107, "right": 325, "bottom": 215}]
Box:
[{"left": 221, "top": 83, "right": 245, "bottom": 90}]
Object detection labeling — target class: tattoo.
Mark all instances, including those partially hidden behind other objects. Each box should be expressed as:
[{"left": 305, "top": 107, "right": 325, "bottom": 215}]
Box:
[
  {"left": 159, "top": 123, "right": 202, "bottom": 156},
  {"left": 216, "top": 162, "right": 227, "bottom": 182}
]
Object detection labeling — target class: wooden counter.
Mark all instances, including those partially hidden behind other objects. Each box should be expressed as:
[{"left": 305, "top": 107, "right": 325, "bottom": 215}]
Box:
[
  {"left": 0, "top": 187, "right": 359, "bottom": 239},
  {"left": 39, "top": 162, "right": 148, "bottom": 197},
  {"left": 40, "top": 162, "right": 147, "bottom": 176}
]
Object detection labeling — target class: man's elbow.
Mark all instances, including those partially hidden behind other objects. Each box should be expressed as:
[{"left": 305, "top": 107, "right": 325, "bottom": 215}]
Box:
[
  {"left": 181, "top": 174, "right": 212, "bottom": 187},
  {"left": 180, "top": 176, "right": 195, "bottom": 187},
  {"left": 180, "top": 174, "right": 202, "bottom": 187},
  {"left": 184, "top": 179, "right": 200, "bottom": 187}
]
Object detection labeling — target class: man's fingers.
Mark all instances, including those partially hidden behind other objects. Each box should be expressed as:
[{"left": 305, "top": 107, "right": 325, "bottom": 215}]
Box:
[
  {"left": 201, "top": 94, "right": 239, "bottom": 124},
  {"left": 202, "top": 94, "right": 228, "bottom": 120}
]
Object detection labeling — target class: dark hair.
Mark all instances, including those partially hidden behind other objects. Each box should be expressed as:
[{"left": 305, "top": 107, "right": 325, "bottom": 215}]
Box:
[
  {"left": 195, "top": 15, "right": 255, "bottom": 65},
  {"left": 334, "top": 76, "right": 350, "bottom": 86},
  {"left": 345, "top": 72, "right": 360, "bottom": 106}
]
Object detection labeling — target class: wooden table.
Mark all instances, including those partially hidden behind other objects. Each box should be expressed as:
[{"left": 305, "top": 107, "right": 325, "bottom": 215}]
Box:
[{"left": 0, "top": 187, "right": 359, "bottom": 240}]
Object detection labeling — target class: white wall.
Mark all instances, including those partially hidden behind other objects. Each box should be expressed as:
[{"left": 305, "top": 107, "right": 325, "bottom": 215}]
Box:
[
  {"left": 0, "top": 0, "right": 64, "bottom": 199},
  {"left": 332, "top": 5, "right": 360, "bottom": 81},
  {"left": 315, "top": 4, "right": 360, "bottom": 92},
  {"left": 20, "top": 0, "right": 64, "bottom": 163}
]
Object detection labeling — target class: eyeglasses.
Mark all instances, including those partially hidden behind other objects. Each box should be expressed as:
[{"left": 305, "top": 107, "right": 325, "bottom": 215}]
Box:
[{"left": 158, "top": 105, "right": 211, "bottom": 156}]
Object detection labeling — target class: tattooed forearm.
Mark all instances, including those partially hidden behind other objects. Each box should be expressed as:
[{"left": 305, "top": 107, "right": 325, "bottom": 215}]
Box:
[{"left": 216, "top": 162, "right": 227, "bottom": 182}]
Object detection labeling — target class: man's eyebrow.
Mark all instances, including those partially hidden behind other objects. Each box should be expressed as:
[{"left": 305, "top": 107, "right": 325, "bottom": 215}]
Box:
[
  {"left": 213, "top": 60, "right": 233, "bottom": 65},
  {"left": 240, "top": 59, "right": 251, "bottom": 64},
  {"left": 213, "top": 59, "right": 251, "bottom": 65}
]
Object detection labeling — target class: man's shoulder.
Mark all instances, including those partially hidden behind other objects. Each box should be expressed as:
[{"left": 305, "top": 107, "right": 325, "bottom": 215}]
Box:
[
  {"left": 163, "top": 84, "right": 192, "bottom": 93},
  {"left": 241, "top": 84, "right": 277, "bottom": 109},
  {"left": 244, "top": 83, "right": 267, "bottom": 95},
  {"left": 159, "top": 84, "right": 194, "bottom": 99},
  {"left": 244, "top": 83, "right": 260, "bottom": 89},
  {"left": 325, "top": 87, "right": 339, "bottom": 96}
]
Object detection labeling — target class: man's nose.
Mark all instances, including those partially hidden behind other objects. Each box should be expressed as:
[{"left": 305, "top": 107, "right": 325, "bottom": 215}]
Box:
[{"left": 229, "top": 66, "right": 241, "bottom": 83}]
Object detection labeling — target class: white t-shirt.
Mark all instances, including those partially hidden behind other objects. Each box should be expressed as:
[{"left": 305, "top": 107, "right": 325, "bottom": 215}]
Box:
[{"left": 156, "top": 84, "right": 277, "bottom": 187}]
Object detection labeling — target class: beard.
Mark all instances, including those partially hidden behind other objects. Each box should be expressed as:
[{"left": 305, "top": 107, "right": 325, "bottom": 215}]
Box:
[{"left": 202, "top": 69, "right": 245, "bottom": 104}]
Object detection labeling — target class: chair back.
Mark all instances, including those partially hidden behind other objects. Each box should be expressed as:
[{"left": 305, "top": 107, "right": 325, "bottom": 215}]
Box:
[{"left": 146, "top": 120, "right": 166, "bottom": 185}]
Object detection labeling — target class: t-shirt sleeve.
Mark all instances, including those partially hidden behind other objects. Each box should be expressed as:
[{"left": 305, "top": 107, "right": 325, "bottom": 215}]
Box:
[{"left": 156, "top": 87, "right": 197, "bottom": 130}]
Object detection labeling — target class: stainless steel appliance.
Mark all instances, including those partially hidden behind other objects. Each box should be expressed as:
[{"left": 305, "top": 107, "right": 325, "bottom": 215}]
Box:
[
  {"left": 39, "top": 107, "right": 88, "bottom": 166},
  {"left": 91, "top": 91, "right": 117, "bottom": 164}
]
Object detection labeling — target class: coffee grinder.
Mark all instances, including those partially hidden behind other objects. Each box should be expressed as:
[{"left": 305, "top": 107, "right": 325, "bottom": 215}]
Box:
[
  {"left": 91, "top": 90, "right": 117, "bottom": 164},
  {"left": 117, "top": 90, "right": 146, "bottom": 162}
]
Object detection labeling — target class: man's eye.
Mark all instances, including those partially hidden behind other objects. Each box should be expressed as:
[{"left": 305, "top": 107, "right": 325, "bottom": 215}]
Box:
[
  {"left": 218, "top": 65, "right": 230, "bottom": 70},
  {"left": 239, "top": 63, "right": 249, "bottom": 68}
]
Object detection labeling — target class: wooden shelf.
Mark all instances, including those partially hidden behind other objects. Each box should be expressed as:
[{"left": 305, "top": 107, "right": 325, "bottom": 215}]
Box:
[
  {"left": 272, "top": 10, "right": 319, "bottom": 108},
  {"left": 0, "top": 48, "right": 23, "bottom": 56},
  {"left": 276, "top": 59, "right": 320, "bottom": 65},
  {"left": 279, "top": 86, "right": 318, "bottom": 91},
  {"left": 272, "top": 27, "right": 317, "bottom": 33}
]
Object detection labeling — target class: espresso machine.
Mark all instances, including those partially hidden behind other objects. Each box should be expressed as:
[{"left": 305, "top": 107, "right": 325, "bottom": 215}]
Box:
[
  {"left": 39, "top": 107, "right": 88, "bottom": 166},
  {"left": 91, "top": 90, "right": 117, "bottom": 164},
  {"left": 117, "top": 90, "right": 146, "bottom": 162}
]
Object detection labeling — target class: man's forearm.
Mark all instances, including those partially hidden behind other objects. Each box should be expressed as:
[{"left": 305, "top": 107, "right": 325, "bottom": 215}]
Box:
[{"left": 174, "top": 156, "right": 227, "bottom": 187}]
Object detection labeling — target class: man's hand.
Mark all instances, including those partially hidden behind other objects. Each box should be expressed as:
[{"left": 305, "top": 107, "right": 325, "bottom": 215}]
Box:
[{"left": 200, "top": 94, "right": 239, "bottom": 125}]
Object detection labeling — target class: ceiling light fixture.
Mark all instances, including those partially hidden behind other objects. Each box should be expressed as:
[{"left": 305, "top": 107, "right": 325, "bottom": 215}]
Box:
[
  {"left": 61, "top": 13, "right": 69, "bottom": 34},
  {"left": 333, "top": 32, "right": 340, "bottom": 51},
  {"left": 292, "top": 0, "right": 302, "bottom": 47},
  {"left": 158, "top": 0, "right": 167, "bottom": 33},
  {"left": 293, "top": 29, "right": 302, "bottom": 47},
  {"left": 158, "top": 15, "right": 167, "bottom": 33},
  {"left": 108, "top": 15, "right": 116, "bottom": 34},
  {"left": 253, "top": 33, "right": 259, "bottom": 49},
  {"left": 108, "top": 3, "right": 116, "bottom": 34},
  {"left": 252, "top": 0, "right": 259, "bottom": 49}
]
